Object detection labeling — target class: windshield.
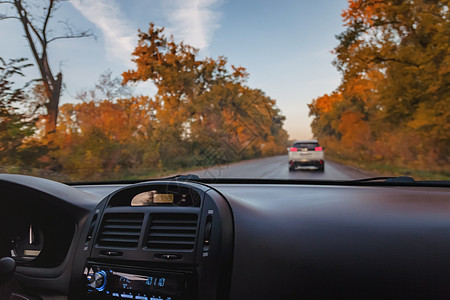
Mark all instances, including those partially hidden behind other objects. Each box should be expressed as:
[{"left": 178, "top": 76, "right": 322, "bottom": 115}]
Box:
[{"left": 0, "top": 0, "right": 448, "bottom": 182}]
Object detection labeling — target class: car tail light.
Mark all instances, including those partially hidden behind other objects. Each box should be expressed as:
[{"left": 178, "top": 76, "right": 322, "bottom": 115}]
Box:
[
  {"left": 315, "top": 147, "right": 322, "bottom": 151},
  {"left": 289, "top": 147, "right": 297, "bottom": 152}
]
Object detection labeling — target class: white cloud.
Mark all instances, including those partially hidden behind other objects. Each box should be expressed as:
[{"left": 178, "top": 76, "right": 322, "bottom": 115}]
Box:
[
  {"left": 166, "top": 0, "right": 221, "bottom": 49},
  {"left": 70, "top": 0, "right": 136, "bottom": 67},
  {"left": 70, "top": 0, "right": 221, "bottom": 66}
]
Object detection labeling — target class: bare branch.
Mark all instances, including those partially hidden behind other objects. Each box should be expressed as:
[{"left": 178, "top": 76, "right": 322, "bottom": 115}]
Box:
[
  {"left": 358, "top": 55, "right": 420, "bottom": 68},
  {"left": 28, "top": 19, "right": 45, "bottom": 46},
  {"left": 14, "top": 0, "right": 52, "bottom": 84},
  {"left": 55, "top": 19, "right": 96, "bottom": 41},
  {"left": 42, "top": 0, "right": 54, "bottom": 43},
  {"left": 0, "top": 15, "right": 19, "bottom": 20},
  {"left": 47, "top": 30, "right": 94, "bottom": 43},
  {"left": 0, "top": 1, "right": 14, "bottom": 4},
  {"left": 13, "top": 0, "right": 45, "bottom": 49}
]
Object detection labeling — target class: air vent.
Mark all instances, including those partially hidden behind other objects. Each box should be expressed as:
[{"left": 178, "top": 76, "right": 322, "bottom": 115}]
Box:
[
  {"left": 97, "top": 213, "right": 144, "bottom": 248},
  {"left": 146, "top": 213, "right": 198, "bottom": 250}
]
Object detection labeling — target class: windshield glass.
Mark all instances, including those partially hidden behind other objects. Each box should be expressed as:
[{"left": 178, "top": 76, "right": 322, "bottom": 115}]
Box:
[{"left": 0, "top": 0, "right": 448, "bottom": 182}]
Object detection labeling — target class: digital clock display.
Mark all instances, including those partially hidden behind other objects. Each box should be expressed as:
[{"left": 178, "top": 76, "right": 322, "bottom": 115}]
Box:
[
  {"left": 153, "top": 194, "right": 174, "bottom": 204},
  {"left": 108, "top": 270, "right": 183, "bottom": 295},
  {"left": 128, "top": 187, "right": 200, "bottom": 207},
  {"left": 131, "top": 191, "right": 174, "bottom": 206}
]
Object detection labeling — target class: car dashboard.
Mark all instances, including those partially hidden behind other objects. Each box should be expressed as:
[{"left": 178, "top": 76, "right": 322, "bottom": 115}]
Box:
[{"left": 1, "top": 174, "right": 450, "bottom": 299}]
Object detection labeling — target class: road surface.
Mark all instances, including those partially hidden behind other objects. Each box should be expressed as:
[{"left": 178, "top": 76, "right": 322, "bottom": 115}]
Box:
[{"left": 188, "top": 155, "right": 375, "bottom": 180}]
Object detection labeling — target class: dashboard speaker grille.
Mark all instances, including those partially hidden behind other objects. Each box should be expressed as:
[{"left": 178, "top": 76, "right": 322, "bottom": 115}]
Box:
[
  {"left": 97, "top": 213, "right": 144, "bottom": 248},
  {"left": 146, "top": 213, "right": 198, "bottom": 250}
]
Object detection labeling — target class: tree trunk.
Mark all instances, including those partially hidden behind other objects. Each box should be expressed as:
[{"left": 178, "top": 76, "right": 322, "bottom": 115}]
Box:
[{"left": 44, "top": 72, "right": 62, "bottom": 134}]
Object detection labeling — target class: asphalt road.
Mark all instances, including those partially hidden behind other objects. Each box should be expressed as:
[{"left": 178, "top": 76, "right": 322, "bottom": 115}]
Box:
[{"left": 188, "top": 155, "right": 375, "bottom": 180}]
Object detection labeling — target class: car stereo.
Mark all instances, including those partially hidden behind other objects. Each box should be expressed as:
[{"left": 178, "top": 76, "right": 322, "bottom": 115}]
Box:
[{"left": 83, "top": 264, "right": 193, "bottom": 300}]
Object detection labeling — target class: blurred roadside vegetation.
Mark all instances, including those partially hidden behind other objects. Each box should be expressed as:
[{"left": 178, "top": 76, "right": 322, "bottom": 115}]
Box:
[
  {"left": 326, "top": 154, "right": 450, "bottom": 181},
  {"left": 309, "top": 0, "right": 449, "bottom": 178},
  {"left": 0, "top": 25, "right": 288, "bottom": 182}
]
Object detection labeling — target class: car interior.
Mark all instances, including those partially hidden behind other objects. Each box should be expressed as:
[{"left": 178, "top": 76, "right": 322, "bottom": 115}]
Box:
[{"left": 1, "top": 174, "right": 450, "bottom": 300}]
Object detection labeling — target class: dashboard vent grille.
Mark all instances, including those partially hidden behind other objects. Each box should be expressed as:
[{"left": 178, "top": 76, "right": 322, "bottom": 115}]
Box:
[
  {"left": 97, "top": 213, "right": 144, "bottom": 248},
  {"left": 146, "top": 213, "right": 198, "bottom": 250}
]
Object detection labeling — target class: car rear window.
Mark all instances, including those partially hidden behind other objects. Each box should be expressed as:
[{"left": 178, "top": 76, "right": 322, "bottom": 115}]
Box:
[{"left": 293, "top": 143, "right": 319, "bottom": 150}]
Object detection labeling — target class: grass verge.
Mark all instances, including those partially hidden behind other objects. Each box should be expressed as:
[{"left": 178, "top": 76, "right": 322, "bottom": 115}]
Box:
[{"left": 326, "top": 154, "right": 450, "bottom": 181}]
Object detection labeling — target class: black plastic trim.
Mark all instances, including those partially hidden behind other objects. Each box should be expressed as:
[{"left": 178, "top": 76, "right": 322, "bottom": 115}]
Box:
[{"left": 67, "top": 178, "right": 450, "bottom": 188}]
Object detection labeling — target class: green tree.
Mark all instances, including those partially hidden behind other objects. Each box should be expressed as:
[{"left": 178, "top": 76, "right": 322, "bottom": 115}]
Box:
[{"left": 0, "top": 57, "right": 41, "bottom": 168}]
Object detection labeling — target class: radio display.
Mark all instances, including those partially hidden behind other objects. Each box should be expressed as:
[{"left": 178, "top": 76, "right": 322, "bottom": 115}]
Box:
[{"left": 108, "top": 270, "right": 183, "bottom": 295}]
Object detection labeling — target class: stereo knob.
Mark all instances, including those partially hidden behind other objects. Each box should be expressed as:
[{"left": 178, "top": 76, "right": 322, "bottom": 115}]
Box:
[{"left": 88, "top": 270, "right": 107, "bottom": 291}]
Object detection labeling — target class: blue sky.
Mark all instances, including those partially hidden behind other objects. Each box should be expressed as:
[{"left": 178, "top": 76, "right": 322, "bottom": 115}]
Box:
[{"left": 0, "top": 0, "right": 348, "bottom": 140}]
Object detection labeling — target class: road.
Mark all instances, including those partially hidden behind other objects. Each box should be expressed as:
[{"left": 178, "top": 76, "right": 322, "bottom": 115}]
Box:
[{"left": 188, "top": 155, "right": 375, "bottom": 180}]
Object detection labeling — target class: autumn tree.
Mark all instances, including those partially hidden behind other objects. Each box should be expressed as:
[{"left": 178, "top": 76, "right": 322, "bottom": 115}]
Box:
[
  {"left": 0, "top": 0, "right": 93, "bottom": 134},
  {"left": 309, "top": 0, "right": 449, "bottom": 171},
  {"left": 53, "top": 96, "right": 158, "bottom": 179},
  {"left": 16, "top": 24, "right": 287, "bottom": 181},
  {"left": 123, "top": 23, "right": 288, "bottom": 164}
]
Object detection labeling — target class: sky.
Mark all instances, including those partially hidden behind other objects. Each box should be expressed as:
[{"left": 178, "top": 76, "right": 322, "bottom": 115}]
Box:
[{"left": 0, "top": 0, "right": 348, "bottom": 140}]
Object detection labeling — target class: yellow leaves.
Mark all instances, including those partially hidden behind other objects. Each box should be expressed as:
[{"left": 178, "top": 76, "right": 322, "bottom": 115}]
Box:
[
  {"left": 408, "top": 105, "right": 434, "bottom": 130},
  {"left": 342, "top": 70, "right": 382, "bottom": 106}
]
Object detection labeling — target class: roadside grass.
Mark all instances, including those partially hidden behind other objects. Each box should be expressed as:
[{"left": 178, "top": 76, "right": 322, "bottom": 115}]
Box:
[
  {"left": 326, "top": 154, "right": 450, "bottom": 181},
  {"left": 1, "top": 154, "right": 276, "bottom": 183},
  {"left": 110, "top": 165, "right": 207, "bottom": 182},
  {"left": 4, "top": 153, "right": 448, "bottom": 182},
  {"left": 0, "top": 165, "right": 198, "bottom": 183}
]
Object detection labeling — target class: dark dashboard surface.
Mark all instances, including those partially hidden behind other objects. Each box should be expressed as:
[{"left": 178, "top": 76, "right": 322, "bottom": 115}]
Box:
[
  {"left": 1, "top": 174, "right": 450, "bottom": 299},
  {"left": 213, "top": 184, "right": 450, "bottom": 298},
  {"left": 78, "top": 183, "right": 450, "bottom": 298}
]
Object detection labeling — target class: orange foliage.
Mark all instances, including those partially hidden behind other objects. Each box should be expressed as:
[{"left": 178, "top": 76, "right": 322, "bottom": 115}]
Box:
[
  {"left": 58, "top": 96, "right": 156, "bottom": 143},
  {"left": 310, "top": 92, "right": 342, "bottom": 114},
  {"left": 338, "top": 111, "right": 370, "bottom": 154},
  {"left": 342, "top": 0, "right": 385, "bottom": 26},
  {"left": 309, "top": 0, "right": 449, "bottom": 173},
  {"left": 343, "top": 73, "right": 378, "bottom": 104}
]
